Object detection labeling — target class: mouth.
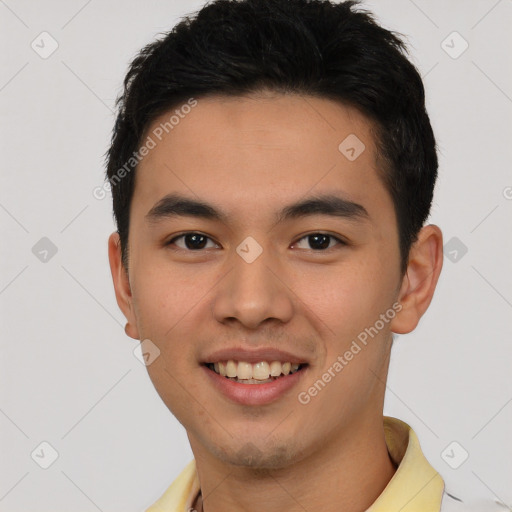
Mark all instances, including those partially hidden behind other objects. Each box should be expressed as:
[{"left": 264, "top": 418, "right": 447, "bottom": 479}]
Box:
[{"left": 203, "top": 360, "right": 308, "bottom": 384}]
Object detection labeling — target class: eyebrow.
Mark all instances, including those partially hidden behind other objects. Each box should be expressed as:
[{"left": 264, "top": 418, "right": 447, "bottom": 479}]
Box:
[{"left": 145, "top": 192, "right": 370, "bottom": 225}]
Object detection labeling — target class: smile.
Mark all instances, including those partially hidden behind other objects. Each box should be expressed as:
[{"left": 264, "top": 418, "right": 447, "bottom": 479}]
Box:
[
  {"left": 202, "top": 360, "right": 308, "bottom": 405},
  {"left": 205, "top": 360, "right": 306, "bottom": 384}
]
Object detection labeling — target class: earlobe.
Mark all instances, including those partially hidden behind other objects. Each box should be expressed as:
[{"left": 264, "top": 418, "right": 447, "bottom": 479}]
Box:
[
  {"left": 390, "top": 225, "right": 443, "bottom": 335},
  {"left": 108, "top": 232, "right": 140, "bottom": 340},
  {"left": 125, "top": 322, "right": 139, "bottom": 339}
]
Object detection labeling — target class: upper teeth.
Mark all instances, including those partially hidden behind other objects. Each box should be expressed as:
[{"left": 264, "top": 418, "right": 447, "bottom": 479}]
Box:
[{"left": 211, "top": 360, "right": 301, "bottom": 380}]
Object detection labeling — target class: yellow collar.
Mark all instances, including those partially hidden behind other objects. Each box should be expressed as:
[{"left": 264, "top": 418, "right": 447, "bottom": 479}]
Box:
[
  {"left": 146, "top": 416, "right": 445, "bottom": 512},
  {"left": 368, "top": 416, "right": 444, "bottom": 511}
]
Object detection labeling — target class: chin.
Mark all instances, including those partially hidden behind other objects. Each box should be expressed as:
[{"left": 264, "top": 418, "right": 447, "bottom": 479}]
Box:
[{"left": 213, "top": 438, "right": 306, "bottom": 471}]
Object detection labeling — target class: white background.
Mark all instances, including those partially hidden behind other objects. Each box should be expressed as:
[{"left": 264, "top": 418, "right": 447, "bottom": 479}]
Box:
[{"left": 1, "top": 0, "right": 511, "bottom": 510}]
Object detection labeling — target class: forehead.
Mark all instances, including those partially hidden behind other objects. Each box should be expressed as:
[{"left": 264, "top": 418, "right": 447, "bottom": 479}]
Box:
[{"left": 133, "top": 93, "right": 393, "bottom": 227}]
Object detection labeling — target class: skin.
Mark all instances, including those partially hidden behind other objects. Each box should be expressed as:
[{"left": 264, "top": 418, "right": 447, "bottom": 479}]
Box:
[{"left": 108, "top": 92, "right": 443, "bottom": 512}]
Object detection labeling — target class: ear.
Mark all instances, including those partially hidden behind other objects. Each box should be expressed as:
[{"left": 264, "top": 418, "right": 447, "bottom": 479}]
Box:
[
  {"left": 390, "top": 224, "right": 443, "bottom": 334},
  {"left": 108, "top": 232, "right": 140, "bottom": 340}
]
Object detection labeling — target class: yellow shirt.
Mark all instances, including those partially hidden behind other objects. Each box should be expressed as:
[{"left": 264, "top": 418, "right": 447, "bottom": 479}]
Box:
[{"left": 145, "top": 416, "right": 446, "bottom": 512}]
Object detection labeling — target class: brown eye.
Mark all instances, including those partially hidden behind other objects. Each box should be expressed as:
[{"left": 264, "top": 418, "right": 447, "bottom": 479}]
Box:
[
  {"left": 168, "top": 233, "right": 218, "bottom": 250},
  {"left": 293, "top": 233, "right": 345, "bottom": 250}
]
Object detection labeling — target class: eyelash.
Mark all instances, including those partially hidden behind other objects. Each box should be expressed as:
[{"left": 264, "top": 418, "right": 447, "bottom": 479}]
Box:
[{"left": 166, "top": 232, "right": 347, "bottom": 252}]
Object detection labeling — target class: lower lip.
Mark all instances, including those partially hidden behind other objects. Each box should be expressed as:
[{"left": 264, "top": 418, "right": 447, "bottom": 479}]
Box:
[{"left": 202, "top": 365, "right": 308, "bottom": 406}]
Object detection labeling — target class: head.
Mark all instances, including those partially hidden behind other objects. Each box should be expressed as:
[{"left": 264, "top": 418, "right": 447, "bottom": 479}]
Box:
[{"left": 107, "top": 0, "right": 443, "bottom": 469}]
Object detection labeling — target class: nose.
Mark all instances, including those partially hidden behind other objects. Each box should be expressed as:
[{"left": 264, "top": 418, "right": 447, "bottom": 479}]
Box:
[{"left": 211, "top": 243, "right": 294, "bottom": 330}]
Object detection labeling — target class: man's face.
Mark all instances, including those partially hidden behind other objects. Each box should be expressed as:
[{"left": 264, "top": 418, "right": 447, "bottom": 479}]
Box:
[{"left": 120, "top": 93, "right": 404, "bottom": 468}]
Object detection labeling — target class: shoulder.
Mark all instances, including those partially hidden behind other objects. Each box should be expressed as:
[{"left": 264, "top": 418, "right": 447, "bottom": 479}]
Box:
[
  {"left": 440, "top": 492, "right": 469, "bottom": 511},
  {"left": 440, "top": 491, "right": 506, "bottom": 511},
  {"left": 145, "top": 459, "right": 198, "bottom": 512}
]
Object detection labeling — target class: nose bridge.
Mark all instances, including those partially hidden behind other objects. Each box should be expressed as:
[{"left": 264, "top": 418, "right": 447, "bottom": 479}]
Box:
[{"left": 211, "top": 237, "right": 294, "bottom": 329}]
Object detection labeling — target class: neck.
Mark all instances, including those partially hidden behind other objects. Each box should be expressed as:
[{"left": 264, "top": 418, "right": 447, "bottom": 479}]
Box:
[{"left": 189, "top": 414, "right": 396, "bottom": 512}]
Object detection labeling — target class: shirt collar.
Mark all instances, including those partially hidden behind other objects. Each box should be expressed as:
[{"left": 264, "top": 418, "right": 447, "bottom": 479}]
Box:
[
  {"left": 146, "top": 416, "right": 445, "bottom": 512},
  {"left": 368, "top": 416, "right": 445, "bottom": 511}
]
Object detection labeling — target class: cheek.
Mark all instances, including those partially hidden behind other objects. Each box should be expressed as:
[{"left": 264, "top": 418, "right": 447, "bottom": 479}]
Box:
[
  {"left": 129, "top": 270, "right": 208, "bottom": 411},
  {"left": 295, "top": 257, "right": 392, "bottom": 343},
  {"left": 131, "top": 260, "right": 210, "bottom": 339},
  {"left": 144, "top": 358, "right": 210, "bottom": 438}
]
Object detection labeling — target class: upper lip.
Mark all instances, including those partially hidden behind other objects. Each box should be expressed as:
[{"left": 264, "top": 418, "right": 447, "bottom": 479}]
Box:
[{"left": 202, "top": 347, "right": 309, "bottom": 365}]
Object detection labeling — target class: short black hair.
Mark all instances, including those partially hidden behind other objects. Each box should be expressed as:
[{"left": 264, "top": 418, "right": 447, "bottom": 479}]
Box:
[{"left": 105, "top": 0, "right": 438, "bottom": 276}]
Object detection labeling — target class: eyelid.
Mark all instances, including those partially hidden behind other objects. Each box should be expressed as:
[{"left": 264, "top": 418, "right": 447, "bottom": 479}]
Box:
[
  {"left": 167, "top": 232, "right": 220, "bottom": 250},
  {"left": 292, "top": 232, "right": 348, "bottom": 250}
]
